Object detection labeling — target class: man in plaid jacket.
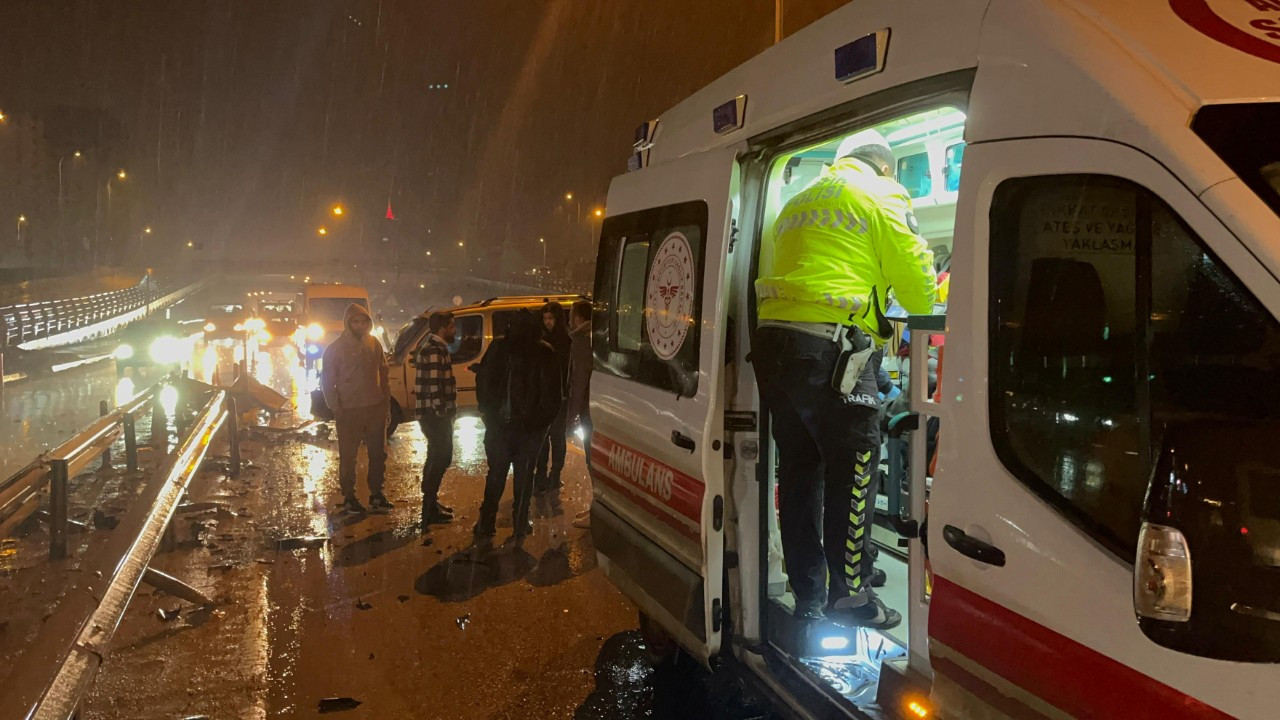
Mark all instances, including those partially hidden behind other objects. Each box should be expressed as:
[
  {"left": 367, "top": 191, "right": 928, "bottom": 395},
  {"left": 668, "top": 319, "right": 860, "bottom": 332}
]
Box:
[{"left": 415, "top": 311, "right": 458, "bottom": 531}]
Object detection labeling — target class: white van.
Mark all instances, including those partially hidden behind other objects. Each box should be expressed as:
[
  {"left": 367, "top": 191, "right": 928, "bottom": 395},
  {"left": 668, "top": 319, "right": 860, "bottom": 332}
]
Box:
[
  {"left": 385, "top": 294, "right": 586, "bottom": 432},
  {"left": 587, "top": 2, "right": 1280, "bottom": 719},
  {"left": 299, "top": 283, "right": 372, "bottom": 367}
]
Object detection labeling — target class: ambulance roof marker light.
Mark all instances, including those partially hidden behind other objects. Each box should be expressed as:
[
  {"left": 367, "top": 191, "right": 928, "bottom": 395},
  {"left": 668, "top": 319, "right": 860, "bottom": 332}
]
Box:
[
  {"left": 712, "top": 95, "right": 748, "bottom": 135},
  {"left": 834, "top": 28, "right": 891, "bottom": 84}
]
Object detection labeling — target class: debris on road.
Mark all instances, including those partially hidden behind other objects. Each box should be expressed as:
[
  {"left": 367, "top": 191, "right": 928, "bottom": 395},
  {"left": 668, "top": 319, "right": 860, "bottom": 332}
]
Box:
[
  {"left": 156, "top": 607, "right": 181, "bottom": 622},
  {"left": 275, "top": 535, "right": 328, "bottom": 550},
  {"left": 92, "top": 509, "right": 120, "bottom": 530},
  {"left": 455, "top": 613, "right": 470, "bottom": 630},
  {"left": 355, "top": 599, "right": 372, "bottom": 610},
  {"left": 317, "top": 697, "right": 362, "bottom": 713},
  {"left": 397, "top": 595, "right": 409, "bottom": 603}
]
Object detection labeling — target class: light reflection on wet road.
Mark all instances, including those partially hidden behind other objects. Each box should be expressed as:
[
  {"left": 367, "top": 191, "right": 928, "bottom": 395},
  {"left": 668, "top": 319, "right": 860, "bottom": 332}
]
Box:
[
  {"left": 0, "top": 285, "right": 774, "bottom": 719},
  {"left": 51, "top": 324, "right": 777, "bottom": 719}
]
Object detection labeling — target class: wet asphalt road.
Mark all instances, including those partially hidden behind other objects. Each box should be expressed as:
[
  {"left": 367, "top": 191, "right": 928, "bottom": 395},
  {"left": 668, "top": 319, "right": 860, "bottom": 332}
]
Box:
[{"left": 0, "top": 322, "right": 777, "bottom": 719}]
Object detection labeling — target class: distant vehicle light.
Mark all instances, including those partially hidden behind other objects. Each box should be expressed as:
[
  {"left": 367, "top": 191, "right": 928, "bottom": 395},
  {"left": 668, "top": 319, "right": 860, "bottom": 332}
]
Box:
[
  {"left": 306, "top": 344, "right": 321, "bottom": 356},
  {"left": 258, "top": 330, "right": 272, "bottom": 343},
  {"left": 233, "top": 323, "right": 245, "bottom": 332},
  {"left": 149, "top": 336, "right": 183, "bottom": 365},
  {"left": 114, "top": 344, "right": 135, "bottom": 360},
  {"left": 306, "top": 323, "right": 325, "bottom": 341},
  {"left": 203, "top": 322, "right": 216, "bottom": 333}
]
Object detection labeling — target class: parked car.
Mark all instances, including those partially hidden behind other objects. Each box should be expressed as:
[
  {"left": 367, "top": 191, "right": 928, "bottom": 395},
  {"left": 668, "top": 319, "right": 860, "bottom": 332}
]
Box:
[{"left": 114, "top": 318, "right": 190, "bottom": 378}]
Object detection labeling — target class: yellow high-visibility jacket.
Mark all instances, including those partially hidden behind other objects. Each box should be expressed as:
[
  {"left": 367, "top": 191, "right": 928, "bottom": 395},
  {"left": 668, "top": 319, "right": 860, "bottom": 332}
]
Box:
[{"left": 757, "top": 157, "right": 937, "bottom": 342}]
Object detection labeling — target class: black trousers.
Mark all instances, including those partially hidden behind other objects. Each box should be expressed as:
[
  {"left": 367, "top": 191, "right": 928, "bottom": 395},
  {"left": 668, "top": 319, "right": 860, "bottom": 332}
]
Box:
[
  {"left": 534, "top": 404, "right": 568, "bottom": 494},
  {"left": 754, "top": 326, "right": 882, "bottom": 610},
  {"left": 419, "top": 415, "right": 454, "bottom": 508},
  {"left": 478, "top": 422, "right": 544, "bottom": 534}
]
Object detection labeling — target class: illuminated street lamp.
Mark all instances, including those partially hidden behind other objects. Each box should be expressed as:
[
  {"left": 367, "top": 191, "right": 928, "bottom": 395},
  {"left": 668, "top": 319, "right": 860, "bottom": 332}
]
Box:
[
  {"left": 186, "top": 241, "right": 194, "bottom": 248},
  {"left": 332, "top": 205, "right": 345, "bottom": 216},
  {"left": 593, "top": 208, "right": 604, "bottom": 218},
  {"left": 0, "top": 110, "right": 6, "bottom": 122},
  {"left": 540, "top": 236, "right": 547, "bottom": 266},
  {"left": 116, "top": 169, "right": 127, "bottom": 180},
  {"left": 318, "top": 227, "right": 328, "bottom": 236},
  {"left": 457, "top": 241, "right": 464, "bottom": 247}
]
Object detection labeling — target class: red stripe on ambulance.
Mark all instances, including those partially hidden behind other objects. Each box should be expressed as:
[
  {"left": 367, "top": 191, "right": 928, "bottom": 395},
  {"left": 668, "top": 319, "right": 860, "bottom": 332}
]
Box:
[
  {"left": 930, "top": 577, "right": 1235, "bottom": 720},
  {"left": 591, "top": 433, "right": 704, "bottom": 525}
]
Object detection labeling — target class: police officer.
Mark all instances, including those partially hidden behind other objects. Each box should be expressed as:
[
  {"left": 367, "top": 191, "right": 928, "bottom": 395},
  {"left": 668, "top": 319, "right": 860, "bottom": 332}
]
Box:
[{"left": 754, "top": 129, "right": 937, "bottom": 630}]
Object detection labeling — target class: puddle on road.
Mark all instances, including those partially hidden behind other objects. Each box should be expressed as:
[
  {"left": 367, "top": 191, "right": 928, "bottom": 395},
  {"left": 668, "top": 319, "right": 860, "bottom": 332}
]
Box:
[{"left": 577, "top": 631, "right": 778, "bottom": 720}]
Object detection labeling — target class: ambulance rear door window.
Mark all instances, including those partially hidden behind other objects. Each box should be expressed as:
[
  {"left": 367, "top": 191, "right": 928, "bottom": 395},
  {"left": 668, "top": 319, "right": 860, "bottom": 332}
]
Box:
[{"left": 593, "top": 201, "right": 708, "bottom": 397}]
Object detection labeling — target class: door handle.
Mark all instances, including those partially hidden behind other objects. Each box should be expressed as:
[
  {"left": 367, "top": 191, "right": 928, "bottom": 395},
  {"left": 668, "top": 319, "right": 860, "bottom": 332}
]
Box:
[
  {"left": 943, "top": 525, "right": 1006, "bottom": 567},
  {"left": 671, "top": 431, "right": 696, "bottom": 452}
]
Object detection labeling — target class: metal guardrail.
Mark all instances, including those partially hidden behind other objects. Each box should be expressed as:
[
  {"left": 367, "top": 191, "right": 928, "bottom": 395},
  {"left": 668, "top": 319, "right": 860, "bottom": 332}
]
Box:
[
  {"left": 0, "top": 381, "right": 167, "bottom": 552},
  {"left": 0, "top": 389, "right": 233, "bottom": 720},
  {"left": 0, "top": 275, "right": 168, "bottom": 348}
]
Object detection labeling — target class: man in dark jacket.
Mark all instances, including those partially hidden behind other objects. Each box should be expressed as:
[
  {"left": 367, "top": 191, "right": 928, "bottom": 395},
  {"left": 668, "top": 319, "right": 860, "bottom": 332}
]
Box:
[
  {"left": 474, "top": 309, "right": 562, "bottom": 545},
  {"left": 533, "top": 302, "right": 571, "bottom": 518}
]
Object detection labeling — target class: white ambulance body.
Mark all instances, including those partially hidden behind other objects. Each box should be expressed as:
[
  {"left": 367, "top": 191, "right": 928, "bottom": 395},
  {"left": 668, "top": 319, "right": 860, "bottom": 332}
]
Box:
[{"left": 587, "top": 1, "right": 1280, "bottom": 718}]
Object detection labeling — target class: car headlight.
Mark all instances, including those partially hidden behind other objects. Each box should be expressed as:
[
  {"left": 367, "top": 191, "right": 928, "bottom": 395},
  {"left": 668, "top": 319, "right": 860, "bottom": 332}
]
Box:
[
  {"left": 259, "top": 330, "right": 273, "bottom": 342},
  {"left": 114, "top": 344, "right": 135, "bottom": 360},
  {"left": 233, "top": 322, "right": 245, "bottom": 332},
  {"left": 306, "top": 344, "right": 321, "bottom": 356},
  {"left": 203, "top": 322, "right": 216, "bottom": 333},
  {"left": 306, "top": 323, "right": 325, "bottom": 341},
  {"left": 149, "top": 336, "right": 183, "bottom": 364}
]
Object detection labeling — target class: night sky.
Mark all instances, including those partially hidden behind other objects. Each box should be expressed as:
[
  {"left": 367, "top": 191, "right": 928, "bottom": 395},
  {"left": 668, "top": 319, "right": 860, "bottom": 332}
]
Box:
[{"left": 0, "top": 1, "right": 846, "bottom": 272}]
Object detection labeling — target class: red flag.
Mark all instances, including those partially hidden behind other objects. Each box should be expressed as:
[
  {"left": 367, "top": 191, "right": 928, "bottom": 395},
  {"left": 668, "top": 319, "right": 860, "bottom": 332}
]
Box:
[{"left": 385, "top": 200, "right": 396, "bottom": 220}]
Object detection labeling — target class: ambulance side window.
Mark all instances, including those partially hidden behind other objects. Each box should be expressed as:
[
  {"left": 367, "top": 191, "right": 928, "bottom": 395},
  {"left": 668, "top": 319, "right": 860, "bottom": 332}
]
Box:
[{"left": 592, "top": 201, "right": 709, "bottom": 397}]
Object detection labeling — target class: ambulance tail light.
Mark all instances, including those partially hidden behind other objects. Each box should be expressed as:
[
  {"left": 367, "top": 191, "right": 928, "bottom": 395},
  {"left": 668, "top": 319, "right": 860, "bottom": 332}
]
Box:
[{"left": 1135, "top": 522, "right": 1193, "bottom": 623}]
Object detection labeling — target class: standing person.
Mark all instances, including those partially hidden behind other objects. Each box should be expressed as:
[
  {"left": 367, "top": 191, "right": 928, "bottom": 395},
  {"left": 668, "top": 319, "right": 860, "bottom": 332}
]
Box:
[
  {"left": 473, "top": 309, "right": 562, "bottom": 546},
  {"left": 753, "top": 129, "right": 936, "bottom": 629},
  {"left": 415, "top": 311, "right": 458, "bottom": 531},
  {"left": 320, "top": 303, "right": 393, "bottom": 515},
  {"left": 533, "top": 302, "right": 571, "bottom": 517},
  {"left": 566, "top": 300, "right": 595, "bottom": 529}
]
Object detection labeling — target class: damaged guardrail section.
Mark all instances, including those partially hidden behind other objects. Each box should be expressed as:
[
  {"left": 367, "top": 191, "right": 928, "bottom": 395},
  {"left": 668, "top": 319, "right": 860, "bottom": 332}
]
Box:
[
  {"left": 0, "top": 389, "right": 230, "bottom": 720},
  {"left": 0, "top": 382, "right": 162, "bottom": 551}
]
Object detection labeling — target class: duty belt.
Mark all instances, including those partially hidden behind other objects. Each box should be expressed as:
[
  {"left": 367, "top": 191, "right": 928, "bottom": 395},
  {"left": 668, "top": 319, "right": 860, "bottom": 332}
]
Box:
[{"left": 758, "top": 319, "right": 844, "bottom": 342}]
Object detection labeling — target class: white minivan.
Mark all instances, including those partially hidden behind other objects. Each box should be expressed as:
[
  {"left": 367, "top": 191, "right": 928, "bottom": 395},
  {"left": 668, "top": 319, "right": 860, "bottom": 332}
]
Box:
[
  {"left": 587, "top": 1, "right": 1280, "bottom": 719},
  {"left": 385, "top": 294, "right": 586, "bottom": 432}
]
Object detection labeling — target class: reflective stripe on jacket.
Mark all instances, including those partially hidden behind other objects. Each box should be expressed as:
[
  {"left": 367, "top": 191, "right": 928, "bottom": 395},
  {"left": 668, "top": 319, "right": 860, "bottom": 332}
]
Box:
[{"left": 755, "top": 157, "right": 937, "bottom": 342}]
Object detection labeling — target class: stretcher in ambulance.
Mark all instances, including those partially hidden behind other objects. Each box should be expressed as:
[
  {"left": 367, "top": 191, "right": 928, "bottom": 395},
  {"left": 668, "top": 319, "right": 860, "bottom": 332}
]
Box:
[{"left": 585, "top": 1, "right": 1280, "bottom": 718}]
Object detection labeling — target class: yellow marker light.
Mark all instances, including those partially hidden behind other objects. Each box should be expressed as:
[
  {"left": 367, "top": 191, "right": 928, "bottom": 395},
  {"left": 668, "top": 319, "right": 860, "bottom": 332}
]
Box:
[{"left": 906, "top": 699, "right": 931, "bottom": 719}]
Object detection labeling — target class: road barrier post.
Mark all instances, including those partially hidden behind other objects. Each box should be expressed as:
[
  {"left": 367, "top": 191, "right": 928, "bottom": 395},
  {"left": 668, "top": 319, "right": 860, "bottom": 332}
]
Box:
[
  {"left": 49, "top": 460, "right": 69, "bottom": 560},
  {"left": 226, "top": 396, "right": 241, "bottom": 478},
  {"left": 98, "top": 400, "right": 112, "bottom": 471},
  {"left": 150, "top": 394, "right": 166, "bottom": 453},
  {"left": 123, "top": 412, "right": 138, "bottom": 472}
]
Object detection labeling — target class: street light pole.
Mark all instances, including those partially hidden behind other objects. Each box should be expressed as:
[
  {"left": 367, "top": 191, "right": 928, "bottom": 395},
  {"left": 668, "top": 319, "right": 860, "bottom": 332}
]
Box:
[{"left": 57, "top": 152, "right": 81, "bottom": 268}]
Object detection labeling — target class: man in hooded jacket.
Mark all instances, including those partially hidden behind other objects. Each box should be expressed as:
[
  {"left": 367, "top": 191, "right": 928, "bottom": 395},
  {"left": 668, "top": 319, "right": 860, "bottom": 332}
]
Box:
[
  {"left": 473, "top": 309, "right": 562, "bottom": 545},
  {"left": 320, "top": 303, "right": 392, "bottom": 514}
]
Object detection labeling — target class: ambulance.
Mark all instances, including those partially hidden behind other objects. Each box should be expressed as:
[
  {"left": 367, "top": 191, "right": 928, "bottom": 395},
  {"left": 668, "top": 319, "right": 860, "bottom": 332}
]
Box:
[{"left": 586, "top": 1, "right": 1280, "bottom": 718}]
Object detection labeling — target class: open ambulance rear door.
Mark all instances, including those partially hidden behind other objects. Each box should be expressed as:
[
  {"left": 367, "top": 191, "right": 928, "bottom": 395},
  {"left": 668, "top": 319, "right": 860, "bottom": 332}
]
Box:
[{"left": 589, "top": 147, "right": 738, "bottom": 662}]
